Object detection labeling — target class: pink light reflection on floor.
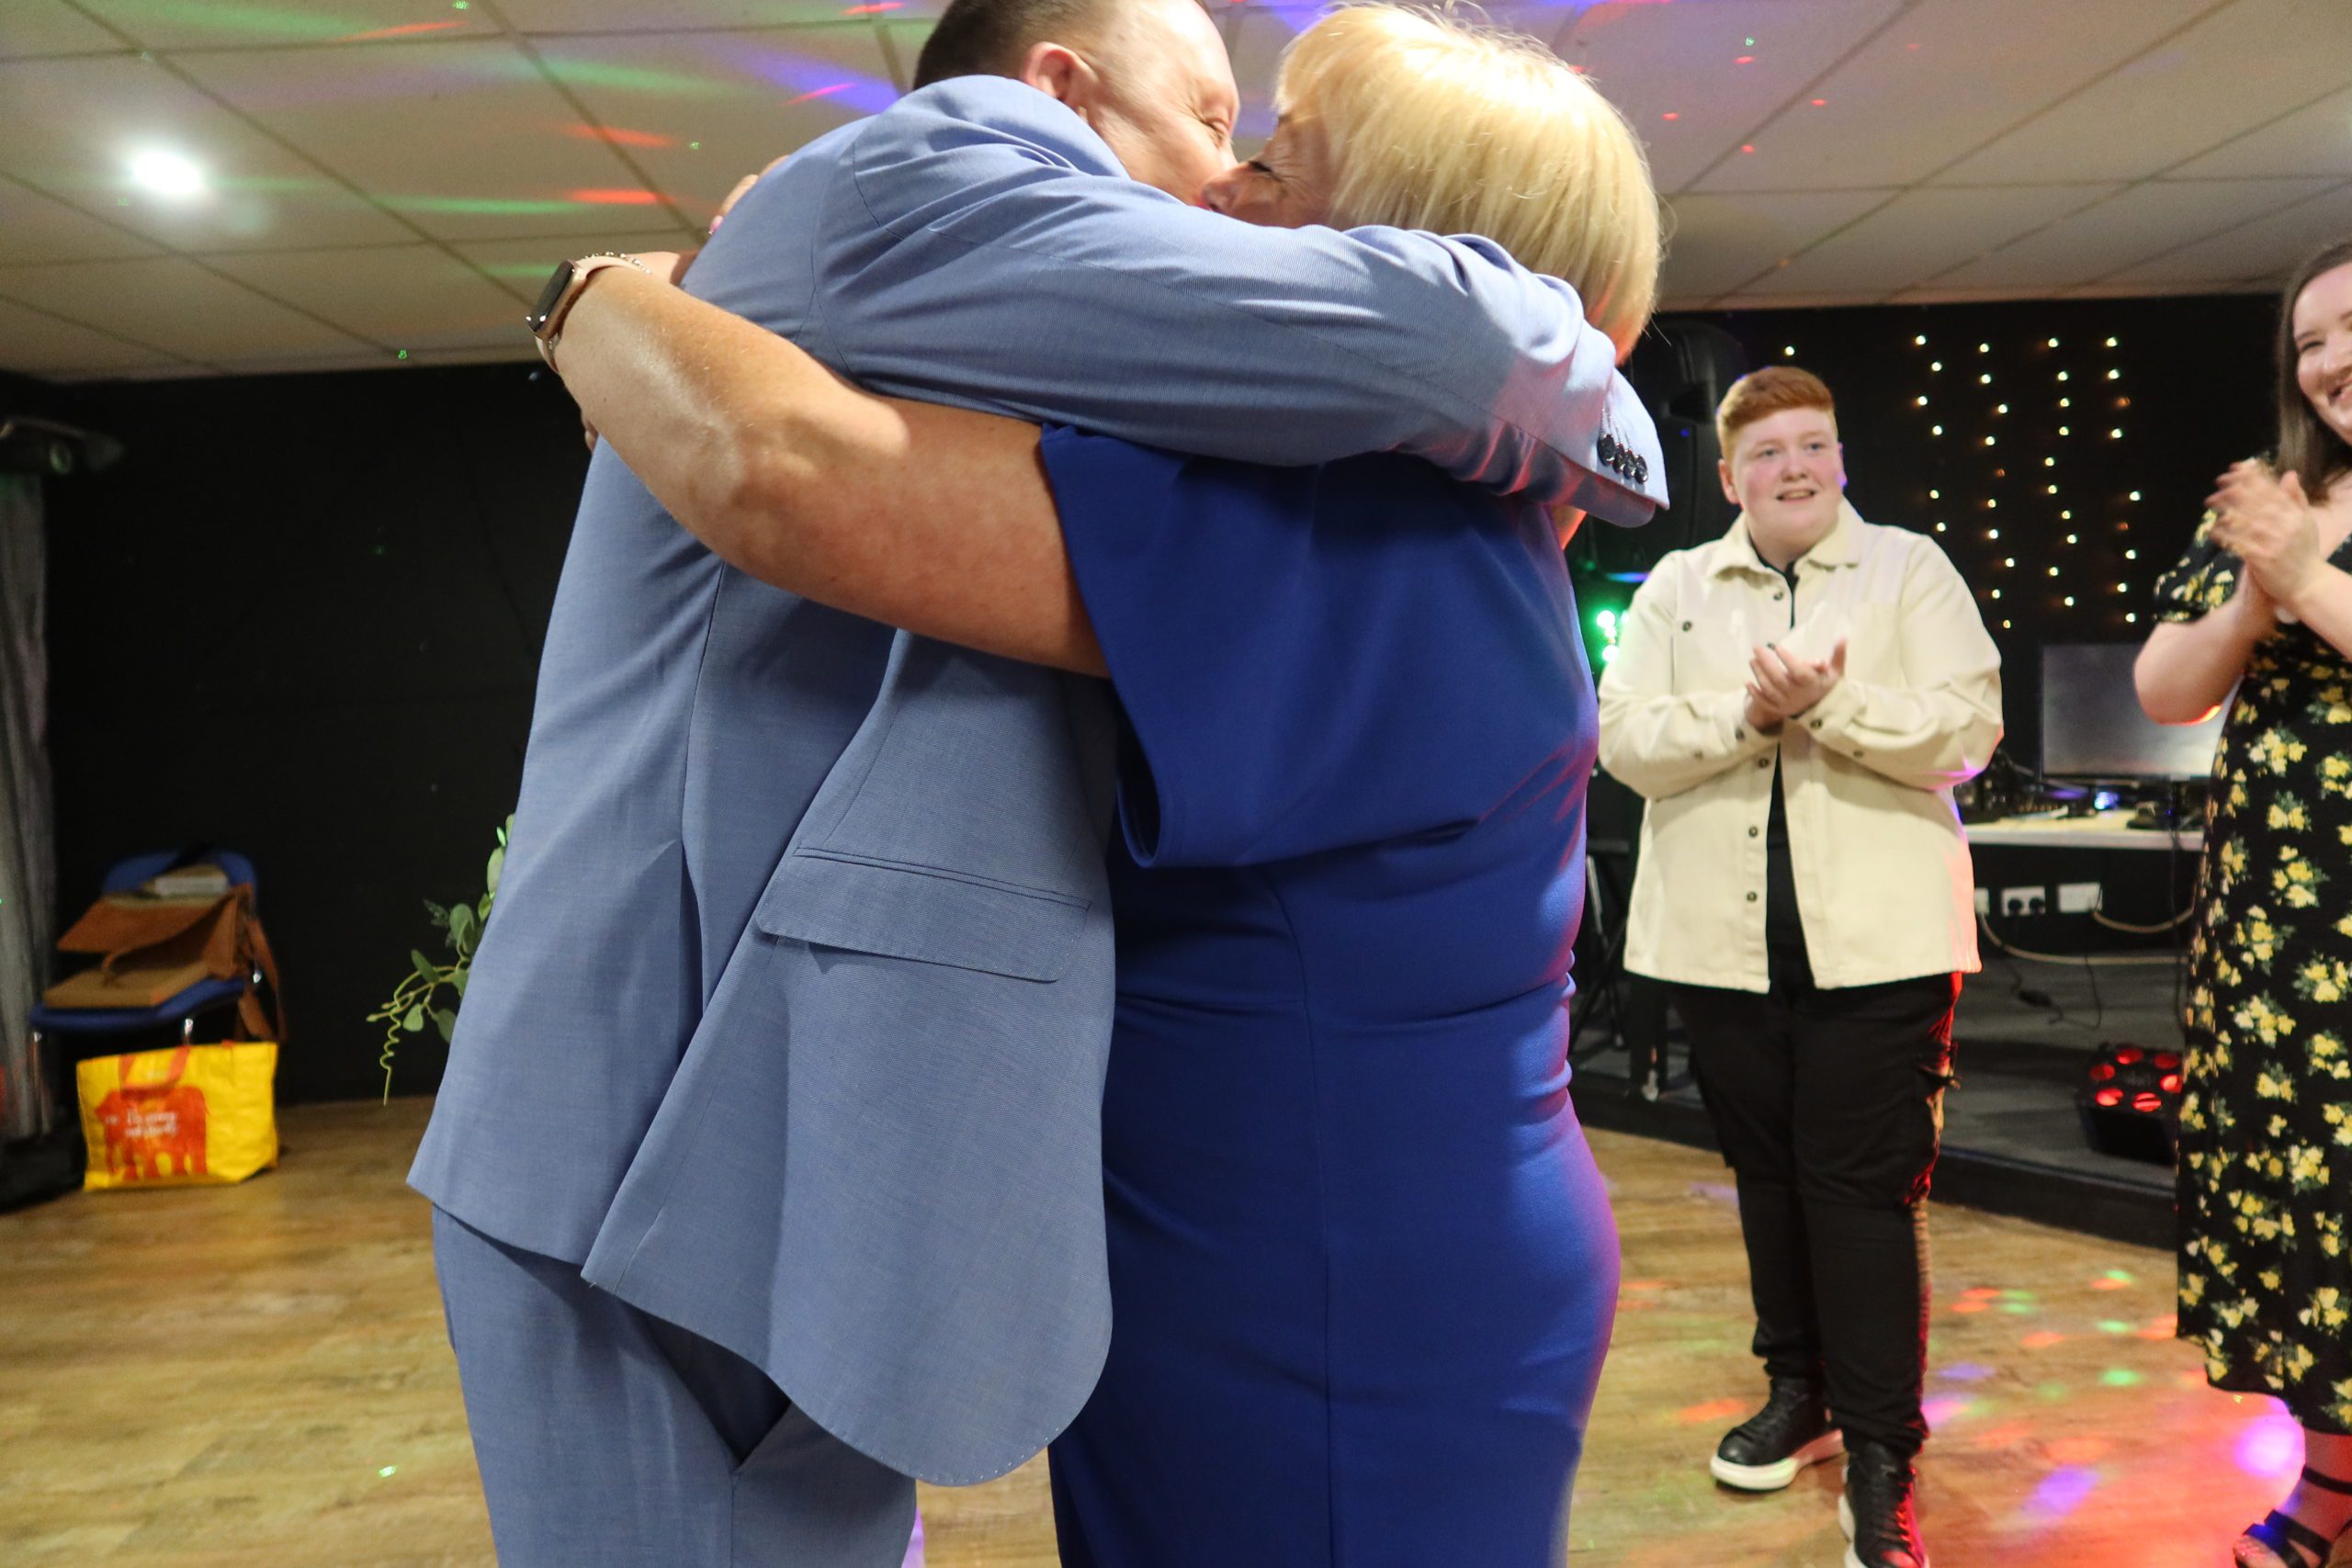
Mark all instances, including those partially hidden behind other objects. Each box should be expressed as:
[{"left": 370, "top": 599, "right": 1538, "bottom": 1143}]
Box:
[{"left": 2237, "top": 1410, "right": 2302, "bottom": 1479}]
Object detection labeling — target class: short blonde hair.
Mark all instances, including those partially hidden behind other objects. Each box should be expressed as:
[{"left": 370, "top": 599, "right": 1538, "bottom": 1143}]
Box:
[
  {"left": 1715, "top": 366, "right": 1837, "bottom": 457},
  {"left": 1275, "top": 5, "right": 1660, "bottom": 358}
]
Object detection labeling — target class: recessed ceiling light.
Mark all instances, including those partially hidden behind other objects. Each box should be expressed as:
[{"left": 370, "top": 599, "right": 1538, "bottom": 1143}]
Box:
[{"left": 129, "top": 148, "right": 207, "bottom": 198}]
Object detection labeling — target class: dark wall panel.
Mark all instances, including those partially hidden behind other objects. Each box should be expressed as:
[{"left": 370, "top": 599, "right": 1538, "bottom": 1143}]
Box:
[{"left": 40, "top": 363, "right": 586, "bottom": 1104}]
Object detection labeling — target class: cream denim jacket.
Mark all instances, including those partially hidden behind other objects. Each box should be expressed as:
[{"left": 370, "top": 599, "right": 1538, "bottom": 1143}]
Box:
[{"left": 1597, "top": 502, "right": 2003, "bottom": 992}]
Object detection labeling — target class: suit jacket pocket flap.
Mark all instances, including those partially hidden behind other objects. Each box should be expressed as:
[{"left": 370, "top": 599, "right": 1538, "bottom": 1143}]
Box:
[{"left": 752, "top": 850, "right": 1090, "bottom": 983}]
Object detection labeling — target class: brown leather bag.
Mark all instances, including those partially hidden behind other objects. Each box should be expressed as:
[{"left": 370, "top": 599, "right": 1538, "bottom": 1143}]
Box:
[{"left": 44, "top": 885, "right": 287, "bottom": 1042}]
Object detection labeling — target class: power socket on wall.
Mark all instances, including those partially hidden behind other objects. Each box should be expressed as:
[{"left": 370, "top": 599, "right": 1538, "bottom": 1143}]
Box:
[
  {"left": 2057, "top": 882, "right": 2101, "bottom": 914},
  {"left": 2001, "top": 886, "right": 2049, "bottom": 916}
]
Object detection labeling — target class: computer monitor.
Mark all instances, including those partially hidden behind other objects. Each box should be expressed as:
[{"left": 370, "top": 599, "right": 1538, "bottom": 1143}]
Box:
[{"left": 2040, "top": 641, "right": 2225, "bottom": 780}]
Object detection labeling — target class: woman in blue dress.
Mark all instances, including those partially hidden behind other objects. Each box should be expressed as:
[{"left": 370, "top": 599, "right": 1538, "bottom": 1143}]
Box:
[{"left": 549, "top": 9, "right": 1662, "bottom": 1561}]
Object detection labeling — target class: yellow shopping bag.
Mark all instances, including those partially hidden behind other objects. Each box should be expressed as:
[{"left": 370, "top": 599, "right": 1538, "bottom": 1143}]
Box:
[{"left": 75, "top": 1043, "right": 279, "bottom": 1190}]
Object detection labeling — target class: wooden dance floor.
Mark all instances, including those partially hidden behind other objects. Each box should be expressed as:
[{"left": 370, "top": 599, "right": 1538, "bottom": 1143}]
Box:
[{"left": 0, "top": 1098, "right": 2312, "bottom": 1565}]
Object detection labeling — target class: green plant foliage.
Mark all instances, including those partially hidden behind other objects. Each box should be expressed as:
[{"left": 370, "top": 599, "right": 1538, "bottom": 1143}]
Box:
[{"left": 365, "top": 816, "right": 512, "bottom": 1100}]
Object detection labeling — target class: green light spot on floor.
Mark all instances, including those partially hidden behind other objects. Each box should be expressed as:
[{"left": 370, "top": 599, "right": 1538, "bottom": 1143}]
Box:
[
  {"left": 378, "top": 1465, "right": 398, "bottom": 1477},
  {"left": 2104, "top": 1269, "right": 2134, "bottom": 1283},
  {"left": 2099, "top": 1369, "right": 2142, "bottom": 1388},
  {"left": 2037, "top": 1382, "right": 2069, "bottom": 1401},
  {"left": 2098, "top": 1320, "right": 2131, "bottom": 1335},
  {"left": 1999, "top": 1302, "right": 2033, "bottom": 1314}
]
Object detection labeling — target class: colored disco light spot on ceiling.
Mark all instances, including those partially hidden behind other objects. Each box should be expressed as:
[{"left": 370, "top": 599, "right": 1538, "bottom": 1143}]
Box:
[
  {"left": 786, "top": 85, "right": 855, "bottom": 107},
  {"left": 386, "top": 196, "right": 588, "bottom": 216},
  {"left": 127, "top": 2, "right": 370, "bottom": 39},
  {"left": 842, "top": 3, "right": 903, "bottom": 11},
  {"left": 562, "top": 124, "right": 679, "bottom": 149},
  {"left": 342, "top": 20, "right": 469, "bottom": 40},
  {"left": 736, "top": 46, "right": 900, "bottom": 114},
  {"left": 2237, "top": 1411, "right": 2302, "bottom": 1478},
  {"left": 2021, "top": 1466, "right": 2098, "bottom": 1524},
  {"left": 568, "top": 188, "right": 665, "bottom": 205},
  {"left": 543, "top": 58, "right": 729, "bottom": 97}
]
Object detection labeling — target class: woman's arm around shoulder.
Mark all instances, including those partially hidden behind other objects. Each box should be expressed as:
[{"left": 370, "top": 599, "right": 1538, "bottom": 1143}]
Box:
[{"left": 558, "top": 265, "right": 1105, "bottom": 675}]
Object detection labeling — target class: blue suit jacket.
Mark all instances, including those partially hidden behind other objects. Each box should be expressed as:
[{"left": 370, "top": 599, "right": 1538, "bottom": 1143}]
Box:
[{"left": 412, "top": 77, "right": 1664, "bottom": 1484}]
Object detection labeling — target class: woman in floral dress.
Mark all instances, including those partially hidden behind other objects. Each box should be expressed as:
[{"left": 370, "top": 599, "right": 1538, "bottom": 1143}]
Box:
[{"left": 2138, "top": 237, "right": 2352, "bottom": 1568}]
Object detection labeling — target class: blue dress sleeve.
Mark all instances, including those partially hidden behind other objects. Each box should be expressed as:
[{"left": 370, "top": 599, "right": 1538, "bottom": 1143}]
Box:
[{"left": 1041, "top": 428, "right": 1593, "bottom": 868}]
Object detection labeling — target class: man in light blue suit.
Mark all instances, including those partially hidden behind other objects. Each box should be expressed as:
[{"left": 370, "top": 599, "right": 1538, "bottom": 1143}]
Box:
[{"left": 411, "top": 0, "right": 1665, "bottom": 1560}]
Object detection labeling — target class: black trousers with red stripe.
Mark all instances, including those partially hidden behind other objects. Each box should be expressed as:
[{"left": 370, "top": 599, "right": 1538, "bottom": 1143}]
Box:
[{"left": 1668, "top": 944, "right": 1959, "bottom": 1456}]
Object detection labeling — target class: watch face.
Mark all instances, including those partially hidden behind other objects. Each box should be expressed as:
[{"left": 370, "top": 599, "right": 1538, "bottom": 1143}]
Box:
[{"left": 527, "top": 259, "right": 578, "bottom": 335}]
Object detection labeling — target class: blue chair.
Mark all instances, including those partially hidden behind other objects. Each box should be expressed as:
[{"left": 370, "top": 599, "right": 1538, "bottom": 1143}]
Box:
[{"left": 24, "top": 850, "right": 266, "bottom": 1136}]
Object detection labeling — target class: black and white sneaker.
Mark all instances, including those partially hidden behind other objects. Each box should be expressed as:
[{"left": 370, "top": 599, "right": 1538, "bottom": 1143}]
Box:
[
  {"left": 1708, "top": 1377, "right": 1843, "bottom": 1492},
  {"left": 1838, "top": 1438, "right": 1928, "bottom": 1568}
]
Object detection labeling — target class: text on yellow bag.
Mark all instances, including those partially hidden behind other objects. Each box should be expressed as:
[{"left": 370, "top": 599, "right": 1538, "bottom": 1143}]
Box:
[{"left": 76, "top": 1043, "right": 279, "bottom": 1190}]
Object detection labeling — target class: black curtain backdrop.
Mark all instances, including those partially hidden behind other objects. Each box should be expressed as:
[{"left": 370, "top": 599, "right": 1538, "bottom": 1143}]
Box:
[
  {"left": 30, "top": 291, "right": 2286, "bottom": 1103},
  {"left": 40, "top": 363, "right": 586, "bottom": 1104}
]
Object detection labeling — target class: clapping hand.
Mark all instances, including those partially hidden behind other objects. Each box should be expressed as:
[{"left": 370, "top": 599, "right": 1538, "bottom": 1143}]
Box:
[
  {"left": 2209, "top": 460, "right": 2321, "bottom": 609},
  {"left": 1745, "top": 639, "right": 1848, "bottom": 731}
]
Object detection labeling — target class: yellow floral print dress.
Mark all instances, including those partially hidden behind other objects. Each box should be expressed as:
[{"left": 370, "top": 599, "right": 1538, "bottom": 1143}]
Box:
[{"left": 2159, "top": 515, "right": 2352, "bottom": 1433}]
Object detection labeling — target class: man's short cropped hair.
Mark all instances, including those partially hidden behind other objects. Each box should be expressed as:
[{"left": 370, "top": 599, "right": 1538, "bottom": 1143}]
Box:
[
  {"left": 913, "top": 0, "right": 1119, "bottom": 88},
  {"left": 1715, "top": 366, "right": 1837, "bottom": 457}
]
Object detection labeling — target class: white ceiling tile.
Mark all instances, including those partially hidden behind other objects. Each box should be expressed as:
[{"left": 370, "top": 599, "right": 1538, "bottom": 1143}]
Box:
[
  {"left": 534, "top": 27, "right": 904, "bottom": 225},
  {"left": 222, "top": 344, "right": 536, "bottom": 377},
  {"left": 1745, "top": 184, "right": 2125, "bottom": 297},
  {"left": 0, "top": 0, "right": 126, "bottom": 59},
  {"left": 0, "top": 54, "right": 417, "bottom": 251},
  {"left": 1661, "top": 188, "right": 1894, "bottom": 300},
  {"left": 2172, "top": 84, "right": 2352, "bottom": 179},
  {"left": 501, "top": 0, "right": 909, "bottom": 30},
  {"left": 2059, "top": 278, "right": 2267, "bottom": 299},
  {"left": 2105, "top": 180, "right": 2352, "bottom": 288},
  {"left": 1559, "top": 0, "right": 1908, "bottom": 194},
  {"left": 0, "top": 294, "right": 187, "bottom": 378},
  {"left": 1939, "top": 0, "right": 2352, "bottom": 185},
  {"left": 1885, "top": 284, "right": 2097, "bottom": 304},
  {"left": 72, "top": 0, "right": 499, "bottom": 51},
  {"left": 1709, "top": 292, "right": 1891, "bottom": 311},
  {"left": 457, "top": 229, "right": 691, "bottom": 302},
  {"left": 0, "top": 177, "right": 164, "bottom": 265},
  {"left": 1932, "top": 177, "right": 2338, "bottom": 290},
  {"left": 203, "top": 243, "right": 536, "bottom": 352},
  {"left": 1699, "top": 0, "right": 2220, "bottom": 193},
  {"left": 175, "top": 37, "right": 678, "bottom": 242},
  {"left": 0, "top": 256, "right": 372, "bottom": 361}
]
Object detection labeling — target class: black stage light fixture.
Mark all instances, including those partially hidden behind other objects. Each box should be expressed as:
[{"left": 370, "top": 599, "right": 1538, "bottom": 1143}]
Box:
[{"left": 2077, "top": 1042, "right": 2183, "bottom": 1164}]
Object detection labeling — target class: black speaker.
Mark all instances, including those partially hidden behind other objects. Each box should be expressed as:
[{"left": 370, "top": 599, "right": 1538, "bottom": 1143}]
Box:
[{"left": 1572, "top": 321, "right": 1746, "bottom": 581}]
